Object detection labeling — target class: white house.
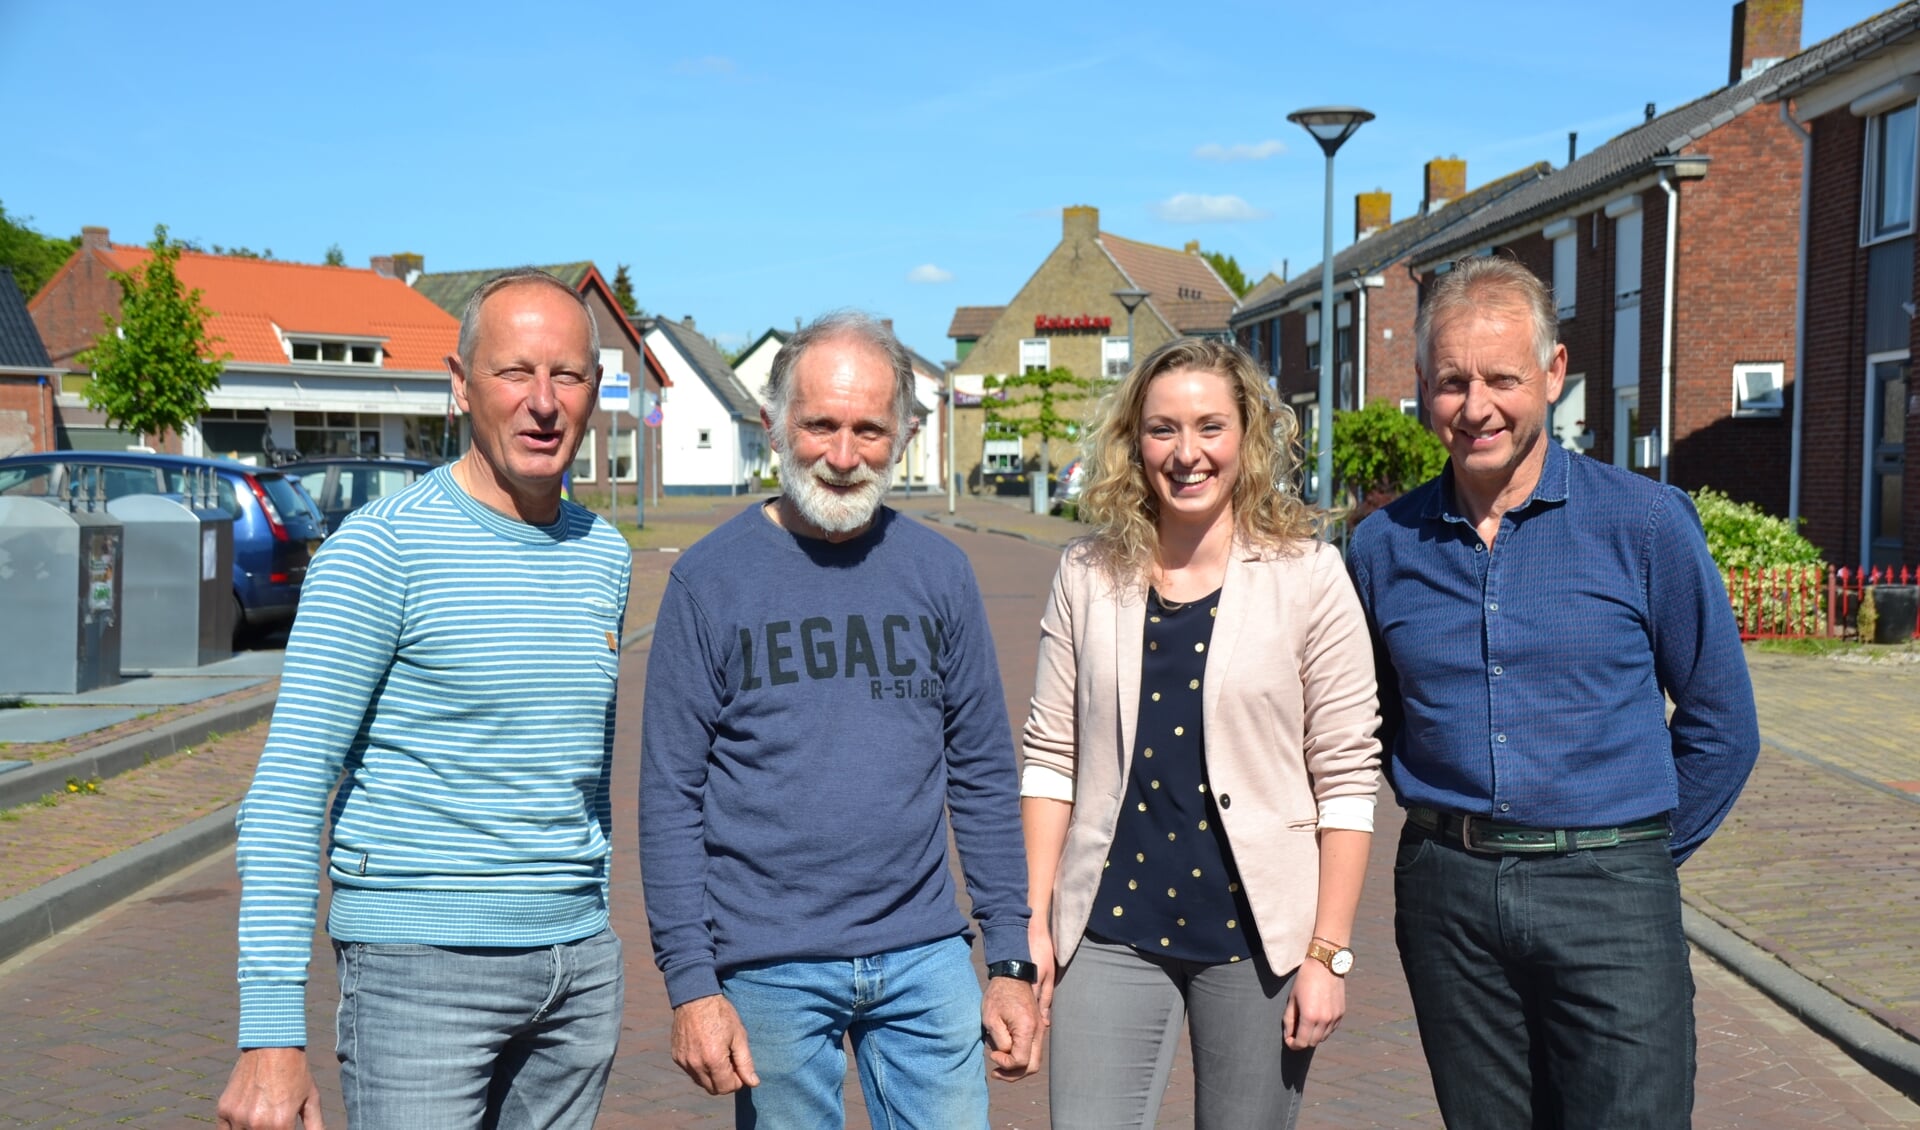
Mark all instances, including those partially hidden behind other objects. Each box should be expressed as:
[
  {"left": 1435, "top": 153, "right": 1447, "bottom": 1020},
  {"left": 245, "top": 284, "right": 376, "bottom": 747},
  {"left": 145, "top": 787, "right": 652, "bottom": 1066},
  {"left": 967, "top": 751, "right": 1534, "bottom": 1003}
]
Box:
[
  {"left": 645, "top": 317, "right": 767, "bottom": 495},
  {"left": 731, "top": 328, "right": 787, "bottom": 411}
]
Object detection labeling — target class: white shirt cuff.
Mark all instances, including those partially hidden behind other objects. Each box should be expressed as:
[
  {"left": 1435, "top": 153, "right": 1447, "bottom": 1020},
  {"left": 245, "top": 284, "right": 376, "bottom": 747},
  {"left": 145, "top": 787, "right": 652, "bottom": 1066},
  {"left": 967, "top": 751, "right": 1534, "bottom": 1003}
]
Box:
[
  {"left": 1317, "top": 795, "right": 1375, "bottom": 833},
  {"left": 1020, "top": 763, "right": 1075, "bottom": 801}
]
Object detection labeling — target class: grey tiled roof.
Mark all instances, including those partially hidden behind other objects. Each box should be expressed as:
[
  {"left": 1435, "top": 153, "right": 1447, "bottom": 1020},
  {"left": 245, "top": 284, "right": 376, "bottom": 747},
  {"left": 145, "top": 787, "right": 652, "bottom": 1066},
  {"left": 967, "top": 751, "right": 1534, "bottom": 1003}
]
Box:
[
  {"left": 0, "top": 269, "right": 53, "bottom": 370},
  {"left": 1754, "top": 2, "right": 1920, "bottom": 101},
  {"left": 1233, "top": 162, "right": 1552, "bottom": 324},
  {"left": 1411, "top": 4, "right": 1920, "bottom": 266},
  {"left": 412, "top": 262, "right": 596, "bottom": 317},
  {"left": 650, "top": 317, "right": 760, "bottom": 421}
]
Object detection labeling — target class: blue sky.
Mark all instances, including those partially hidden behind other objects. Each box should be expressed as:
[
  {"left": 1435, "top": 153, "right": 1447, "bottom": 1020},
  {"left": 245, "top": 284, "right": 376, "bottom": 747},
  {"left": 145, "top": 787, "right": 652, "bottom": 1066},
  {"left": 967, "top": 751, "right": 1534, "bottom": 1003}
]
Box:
[{"left": 0, "top": 1, "right": 1890, "bottom": 363}]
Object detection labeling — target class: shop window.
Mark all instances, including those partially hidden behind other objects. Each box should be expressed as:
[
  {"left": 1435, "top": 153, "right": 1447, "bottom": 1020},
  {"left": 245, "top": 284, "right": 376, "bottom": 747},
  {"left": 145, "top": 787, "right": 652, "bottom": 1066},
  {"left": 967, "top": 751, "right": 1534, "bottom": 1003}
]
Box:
[
  {"left": 200, "top": 408, "right": 270, "bottom": 461},
  {"left": 982, "top": 422, "right": 1023, "bottom": 474},
  {"left": 1864, "top": 102, "right": 1918, "bottom": 245},
  {"left": 294, "top": 411, "right": 382, "bottom": 457}
]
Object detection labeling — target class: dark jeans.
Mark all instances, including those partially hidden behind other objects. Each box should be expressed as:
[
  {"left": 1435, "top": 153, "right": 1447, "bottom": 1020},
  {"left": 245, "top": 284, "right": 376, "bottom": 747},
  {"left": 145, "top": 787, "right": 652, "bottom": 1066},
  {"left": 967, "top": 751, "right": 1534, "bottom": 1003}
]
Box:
[{"left": 1394, "top": 825, "right": 1694, "bottom": 1129}]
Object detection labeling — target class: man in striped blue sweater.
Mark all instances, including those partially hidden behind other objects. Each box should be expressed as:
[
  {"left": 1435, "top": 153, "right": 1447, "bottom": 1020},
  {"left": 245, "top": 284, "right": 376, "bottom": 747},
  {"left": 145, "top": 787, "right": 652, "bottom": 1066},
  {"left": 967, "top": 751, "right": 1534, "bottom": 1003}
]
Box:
[{"left": 217, "top": 270, "right": 633, "bottom": 1130}]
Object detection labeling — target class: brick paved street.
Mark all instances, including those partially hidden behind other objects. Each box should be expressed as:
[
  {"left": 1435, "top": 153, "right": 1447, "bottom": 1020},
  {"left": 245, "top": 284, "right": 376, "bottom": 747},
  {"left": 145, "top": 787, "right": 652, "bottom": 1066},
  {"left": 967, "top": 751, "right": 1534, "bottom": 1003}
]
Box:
[{"left": 1, "top": 500, "right": 1917, "bottom": 1125}]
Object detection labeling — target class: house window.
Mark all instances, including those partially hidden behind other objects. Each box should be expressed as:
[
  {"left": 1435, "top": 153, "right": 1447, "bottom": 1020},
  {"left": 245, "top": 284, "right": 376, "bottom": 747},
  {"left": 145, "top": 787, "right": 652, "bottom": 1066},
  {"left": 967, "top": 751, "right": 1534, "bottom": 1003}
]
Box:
[
  {"left": 1732, "top": 362, "right": 1785, "bottom": 417},
  {"left": 1304, "top": 313, "right": 1321, "bottom": 371},
  {"left": 288, "top": 339, "right": 382, "bottom": 365},
  {"left": 1398, "top": 397, "right": 1420, "bottom": 418},
  {"left": 698, "top": 428, "right": 712, "bottom": 449},
  {"left": 1613, "top": 207, "right": 1643, "bottom": 306},
  {"left": 982, "top": 422, "right": 1023, "bottom": 474},
  {"left": 1102, "top": 336, "right": 1131, "bottom": 378},
  {"left": 612, "top": 428, "right": 638, "bottom": 483},
  {"left": 1864, "top": 102, "right": 1918, "bottom": 245},
  {"left": 572, "top": 429, "right": 598, "bottom": 484},
  {"left": 1019, "top": 339, "right": 1050, "bottom": 374},
  {"left": 1552, "top": 230, "right": 1577, "bottom": 319}
]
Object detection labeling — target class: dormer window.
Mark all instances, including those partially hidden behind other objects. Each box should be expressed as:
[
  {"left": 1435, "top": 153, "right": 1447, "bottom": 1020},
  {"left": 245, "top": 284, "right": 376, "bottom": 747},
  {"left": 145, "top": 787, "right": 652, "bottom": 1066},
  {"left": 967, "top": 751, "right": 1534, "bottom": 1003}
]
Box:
[{"left": 286, "top": 336, "right": 384, "bottom": 366}]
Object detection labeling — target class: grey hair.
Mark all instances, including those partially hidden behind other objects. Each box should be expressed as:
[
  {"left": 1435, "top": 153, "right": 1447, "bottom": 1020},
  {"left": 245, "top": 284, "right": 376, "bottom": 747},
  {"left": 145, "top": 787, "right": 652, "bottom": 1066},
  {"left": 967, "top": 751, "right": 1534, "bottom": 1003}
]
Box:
[
  {"left": 1415, "top": 256, "right": 1557, "bottom": 378},
  {"left": 456, "top": 267, "right": 601, "bottom": 371},
  {"left": 762, "top": 309, "right": 917, "bottom": 441}
]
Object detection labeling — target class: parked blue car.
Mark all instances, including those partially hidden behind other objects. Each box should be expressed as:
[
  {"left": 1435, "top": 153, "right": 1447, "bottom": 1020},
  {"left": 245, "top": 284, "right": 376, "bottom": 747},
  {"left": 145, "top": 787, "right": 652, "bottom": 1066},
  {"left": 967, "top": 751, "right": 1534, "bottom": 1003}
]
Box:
[{"left": 0, "top": 450, "right": 328, "bottom": 637}]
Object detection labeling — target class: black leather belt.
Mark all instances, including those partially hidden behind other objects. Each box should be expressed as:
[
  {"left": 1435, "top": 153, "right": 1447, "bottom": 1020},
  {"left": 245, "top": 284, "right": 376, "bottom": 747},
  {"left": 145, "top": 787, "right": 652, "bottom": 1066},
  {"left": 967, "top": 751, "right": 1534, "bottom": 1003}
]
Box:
[{"left": 1405, "top": 806, "right": 1669, "bottom": 855}]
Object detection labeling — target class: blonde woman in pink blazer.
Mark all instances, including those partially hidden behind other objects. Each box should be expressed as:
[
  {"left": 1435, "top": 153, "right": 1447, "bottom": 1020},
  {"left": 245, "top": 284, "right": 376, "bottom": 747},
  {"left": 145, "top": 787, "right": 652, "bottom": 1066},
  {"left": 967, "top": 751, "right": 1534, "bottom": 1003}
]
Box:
[{"left": 1021, "top": 338, "right": 1381, "bottom": 1129}]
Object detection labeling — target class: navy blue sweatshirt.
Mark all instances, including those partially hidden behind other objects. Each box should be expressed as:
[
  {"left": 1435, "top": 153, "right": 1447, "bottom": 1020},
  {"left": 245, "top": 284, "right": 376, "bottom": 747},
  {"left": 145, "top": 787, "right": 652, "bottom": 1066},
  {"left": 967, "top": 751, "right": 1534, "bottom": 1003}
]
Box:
[{"left": 639, "top": 504, "right": 1031, "bottom": 1006}]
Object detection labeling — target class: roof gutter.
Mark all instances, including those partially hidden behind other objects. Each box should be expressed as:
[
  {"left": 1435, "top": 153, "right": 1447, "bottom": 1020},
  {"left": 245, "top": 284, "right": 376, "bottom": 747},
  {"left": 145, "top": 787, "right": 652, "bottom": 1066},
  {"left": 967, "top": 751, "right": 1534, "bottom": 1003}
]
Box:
[{"left": 1780, "top": 100, "right": 1812, "bottom": 526}]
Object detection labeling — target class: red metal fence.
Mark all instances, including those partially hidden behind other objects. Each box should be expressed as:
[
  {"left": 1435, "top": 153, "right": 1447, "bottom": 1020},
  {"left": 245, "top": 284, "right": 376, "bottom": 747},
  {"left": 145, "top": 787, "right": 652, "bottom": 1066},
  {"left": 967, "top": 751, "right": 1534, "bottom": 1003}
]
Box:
[{"left": 1724, "top": 565, "right": 1920, "bottom": 641}]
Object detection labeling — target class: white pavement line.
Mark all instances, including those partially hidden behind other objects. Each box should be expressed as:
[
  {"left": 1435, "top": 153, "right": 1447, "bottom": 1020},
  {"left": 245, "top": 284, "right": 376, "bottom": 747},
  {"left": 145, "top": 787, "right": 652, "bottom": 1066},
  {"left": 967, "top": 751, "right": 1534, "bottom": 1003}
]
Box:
[
  {"left": 1683, "top": 904, "right": 1920, "bottom": 1101},
  {"left": 0, "top": 804, "right": 238, "bottom": 966}
]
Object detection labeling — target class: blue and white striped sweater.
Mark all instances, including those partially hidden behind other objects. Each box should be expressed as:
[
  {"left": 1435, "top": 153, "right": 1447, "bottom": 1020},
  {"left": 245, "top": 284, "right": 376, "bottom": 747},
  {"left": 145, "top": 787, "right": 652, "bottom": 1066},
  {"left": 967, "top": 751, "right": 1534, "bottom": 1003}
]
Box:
[{"left": 234, "top": 466, "right": 630, "bottom": 1047}]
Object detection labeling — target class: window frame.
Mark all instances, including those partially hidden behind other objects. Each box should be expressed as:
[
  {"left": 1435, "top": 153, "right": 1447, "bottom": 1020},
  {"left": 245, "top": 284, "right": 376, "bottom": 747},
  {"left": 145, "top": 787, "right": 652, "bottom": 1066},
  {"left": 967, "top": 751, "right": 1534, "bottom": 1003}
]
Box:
[{"left": 1862, "top": 100, "right": 1920, "bottom": 247}]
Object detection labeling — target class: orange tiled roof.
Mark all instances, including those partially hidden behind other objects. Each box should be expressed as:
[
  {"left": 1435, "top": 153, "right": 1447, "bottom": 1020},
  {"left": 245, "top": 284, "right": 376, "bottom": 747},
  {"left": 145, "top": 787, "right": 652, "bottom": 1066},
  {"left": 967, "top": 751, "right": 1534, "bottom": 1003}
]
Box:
[
  {"left": 104, "top": 247, "right": 459, "bottom": 372},
  {"left": 1097, "top": 233, "right": 1238, "bottom": 334}
]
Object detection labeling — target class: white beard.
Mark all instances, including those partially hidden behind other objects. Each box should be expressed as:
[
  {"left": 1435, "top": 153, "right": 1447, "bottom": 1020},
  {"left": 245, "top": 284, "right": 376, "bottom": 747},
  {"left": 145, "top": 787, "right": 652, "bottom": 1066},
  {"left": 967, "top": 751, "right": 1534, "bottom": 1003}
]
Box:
[{"left": 781, "top": 444, "right": 892, "bottom": 535}]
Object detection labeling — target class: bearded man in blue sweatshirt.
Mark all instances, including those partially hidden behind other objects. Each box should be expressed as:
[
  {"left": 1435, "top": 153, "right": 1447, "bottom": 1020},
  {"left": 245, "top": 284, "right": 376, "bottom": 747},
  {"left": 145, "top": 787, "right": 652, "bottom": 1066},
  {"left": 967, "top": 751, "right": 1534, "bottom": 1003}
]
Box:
[{"left": 640, "top": 310, "right": 1040, "bottom": 1128}]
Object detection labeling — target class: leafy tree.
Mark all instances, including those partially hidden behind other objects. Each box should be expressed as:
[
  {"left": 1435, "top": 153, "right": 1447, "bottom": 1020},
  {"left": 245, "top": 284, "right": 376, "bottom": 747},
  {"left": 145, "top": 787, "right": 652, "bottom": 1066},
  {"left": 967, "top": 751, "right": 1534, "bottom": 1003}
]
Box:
[
  {"left": 324, "top": 243, "right": 346, "bottom": 267},
  {"left": 0, "top": 201, "right": 80, "bottom": 297},
  {"left": 1331, "top": 398, "right": 1447, "bottom": 503},
  {"left": 981, "top": 366, "right": 1101, "bottom": 483},
  {"left": 1201, "top": 250, "right": 1251, "bottom": 298},
  {"left": 77, "top": 225, "right": 228, "bottom": 447},
  {"left": 612, "top": 264, "right": 644, "bottom": 317}
]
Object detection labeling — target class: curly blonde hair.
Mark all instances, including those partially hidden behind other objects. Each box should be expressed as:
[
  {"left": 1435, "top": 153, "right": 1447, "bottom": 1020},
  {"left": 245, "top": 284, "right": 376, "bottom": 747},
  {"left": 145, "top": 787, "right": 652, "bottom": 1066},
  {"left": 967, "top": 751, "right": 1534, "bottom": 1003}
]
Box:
[{"left": 1078, "top": 337, "right": 1316, "bottom": 584}]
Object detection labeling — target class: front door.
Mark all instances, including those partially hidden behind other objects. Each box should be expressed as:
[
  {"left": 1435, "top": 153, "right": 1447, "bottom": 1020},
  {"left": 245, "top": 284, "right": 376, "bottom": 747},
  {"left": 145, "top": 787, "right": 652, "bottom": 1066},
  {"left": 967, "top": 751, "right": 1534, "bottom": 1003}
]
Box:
[{"left": 1868, "top": 356, "right": 1909, "bottom": 567}]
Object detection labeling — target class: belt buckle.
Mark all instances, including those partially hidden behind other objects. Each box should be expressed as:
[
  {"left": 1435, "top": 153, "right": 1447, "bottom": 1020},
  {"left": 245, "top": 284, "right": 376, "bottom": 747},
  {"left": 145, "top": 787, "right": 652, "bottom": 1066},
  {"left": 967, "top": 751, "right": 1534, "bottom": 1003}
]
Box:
[{"left": 1459, "top": 813, "right": 1482, "bottom": 853}]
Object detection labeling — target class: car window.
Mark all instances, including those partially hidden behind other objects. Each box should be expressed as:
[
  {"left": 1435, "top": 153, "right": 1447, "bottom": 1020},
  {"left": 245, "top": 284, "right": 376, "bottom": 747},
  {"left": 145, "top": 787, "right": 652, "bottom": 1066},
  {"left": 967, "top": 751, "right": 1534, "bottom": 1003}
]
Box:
[
  {"left": 0, "top": 465, "right": 56, "bottom": 496},
  {"left": 259, "top": 474, "right": 314, "bottom": 525},
  {"left": 99, "top": 466, "right": 163, "bottom": 500},
  {"left": 298, "top": 471, "right": 330, "bottom": 506},
  {"left": 216, "top": 477, "right": 242, "bottom": 520}
]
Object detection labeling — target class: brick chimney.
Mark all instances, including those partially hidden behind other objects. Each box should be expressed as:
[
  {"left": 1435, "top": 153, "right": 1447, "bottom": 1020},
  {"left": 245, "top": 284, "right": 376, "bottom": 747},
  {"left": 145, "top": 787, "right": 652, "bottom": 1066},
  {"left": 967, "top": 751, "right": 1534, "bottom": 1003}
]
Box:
[
  {"left": 682, "top": 315, "right": 696, "bottom": 330},
  {"left": 393, "top": 252, "right": 424, "bottom": 282},
  {"left": 1730, "top": 0, "right": 1801, "bottom": 85},
  {"left": 1355, "top": 189, "right": 1391, "bottom": 240},
  {"left": 1063, "top": 205, "right": 1099, "bottom": 244},
  {"left": 80, "top": 226, "right": 109, "bottom": 252},
  {"left": 370, "top": 255, "right": 396, "bottom": 278},
  {"left": 1423, "top": 158, "right": 1467, "bottom": 214},
  {"left": 1184, "top": 240, "right": 1201, "bottom": 254}
]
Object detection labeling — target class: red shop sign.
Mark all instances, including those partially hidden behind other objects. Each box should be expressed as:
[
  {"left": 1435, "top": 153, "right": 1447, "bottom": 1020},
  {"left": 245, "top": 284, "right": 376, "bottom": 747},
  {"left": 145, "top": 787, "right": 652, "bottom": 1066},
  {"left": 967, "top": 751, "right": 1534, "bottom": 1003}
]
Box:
[{"left": 1033, "top": 314, "right": 1113, "bottom": 333}]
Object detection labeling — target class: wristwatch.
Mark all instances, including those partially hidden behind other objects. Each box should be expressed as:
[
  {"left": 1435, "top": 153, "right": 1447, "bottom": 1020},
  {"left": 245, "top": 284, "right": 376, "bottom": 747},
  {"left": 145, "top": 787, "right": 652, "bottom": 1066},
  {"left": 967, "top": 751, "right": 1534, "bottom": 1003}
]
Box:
[
  {"left": 986, "top": 959, "right": 1039, "bottom": 983},
  {"left": 1306, "top": 938, "right": 1354, "bottom": 977}
]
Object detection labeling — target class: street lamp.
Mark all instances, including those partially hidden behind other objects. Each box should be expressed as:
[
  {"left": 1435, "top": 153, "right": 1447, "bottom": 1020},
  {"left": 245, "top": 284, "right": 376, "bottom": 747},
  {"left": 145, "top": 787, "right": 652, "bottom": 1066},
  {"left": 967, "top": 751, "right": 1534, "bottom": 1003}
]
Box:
[
  {"left": 1111, "top": 288, "right": 1150, "bottom": 369},
  {"left": 1287, "top": 105, "right": 1373, "bottom": 510}
]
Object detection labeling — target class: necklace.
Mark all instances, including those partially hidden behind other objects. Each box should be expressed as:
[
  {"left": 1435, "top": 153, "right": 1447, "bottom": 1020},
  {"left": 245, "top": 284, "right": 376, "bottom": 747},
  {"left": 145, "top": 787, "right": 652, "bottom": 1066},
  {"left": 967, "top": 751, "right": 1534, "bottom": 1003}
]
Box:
[{"left": 1151, "top": 588, "right": 1189, "bottom": 614}]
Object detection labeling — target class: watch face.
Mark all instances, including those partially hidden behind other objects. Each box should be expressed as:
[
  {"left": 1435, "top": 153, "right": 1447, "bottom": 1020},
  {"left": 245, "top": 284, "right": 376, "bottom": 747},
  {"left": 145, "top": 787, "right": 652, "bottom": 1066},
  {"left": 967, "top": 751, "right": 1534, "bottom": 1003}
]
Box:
[{"left": 1330, "top": 949, "right": 1354, "bottom": 976}]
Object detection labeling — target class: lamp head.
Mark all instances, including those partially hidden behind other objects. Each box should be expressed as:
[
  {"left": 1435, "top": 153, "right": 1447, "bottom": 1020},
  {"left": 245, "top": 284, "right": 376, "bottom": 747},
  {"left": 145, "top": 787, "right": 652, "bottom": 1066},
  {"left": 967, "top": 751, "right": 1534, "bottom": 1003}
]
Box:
[{"left": 1287, "top": 106, "right": 1374, "bottom": 157}]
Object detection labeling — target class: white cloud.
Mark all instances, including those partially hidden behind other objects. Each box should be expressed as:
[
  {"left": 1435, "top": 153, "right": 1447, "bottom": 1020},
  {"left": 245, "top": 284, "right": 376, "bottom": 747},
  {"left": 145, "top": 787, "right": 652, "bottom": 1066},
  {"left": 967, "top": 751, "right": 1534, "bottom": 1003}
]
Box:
[
  {"left": 1152, "top": 194, "right": 1271, "bottom": 223},
  {"left": 1193, "top": 140, "right": 1287, "bottom": 162},
  {"left": 672, "top": 55, "right": 738, "bottom": 76},
  {"left": 907, "top": 263, "right": 954, "bottom": 284}
]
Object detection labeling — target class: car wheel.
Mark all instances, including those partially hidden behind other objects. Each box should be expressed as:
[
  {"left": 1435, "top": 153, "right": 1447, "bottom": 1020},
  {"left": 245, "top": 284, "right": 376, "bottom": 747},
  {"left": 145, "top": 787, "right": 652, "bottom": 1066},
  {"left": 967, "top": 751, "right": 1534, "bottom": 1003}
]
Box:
[{"left": 232, "top": 594, "right": 251, "bottom": 650}]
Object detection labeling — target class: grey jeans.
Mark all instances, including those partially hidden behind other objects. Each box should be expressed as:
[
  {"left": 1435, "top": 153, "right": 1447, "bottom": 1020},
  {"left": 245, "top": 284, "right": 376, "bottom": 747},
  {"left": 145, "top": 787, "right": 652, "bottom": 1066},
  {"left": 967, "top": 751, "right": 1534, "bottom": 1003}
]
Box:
[{"left": 1047, "top": 935, "right": 1312, "bottom": 1130}]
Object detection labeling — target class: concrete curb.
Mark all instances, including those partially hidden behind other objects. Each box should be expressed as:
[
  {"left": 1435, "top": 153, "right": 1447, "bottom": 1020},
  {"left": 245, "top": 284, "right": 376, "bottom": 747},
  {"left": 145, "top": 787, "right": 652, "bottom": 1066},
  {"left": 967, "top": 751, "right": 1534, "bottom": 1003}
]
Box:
[
  {"left": 1683, "top": 904, "right": 1920, "bottom": 1100},
  {"left": 0, "top": 804, "right": 237, "bottom": 966},
  {"left": 0, "top": 691, "right": 278, "bottom": 813}
]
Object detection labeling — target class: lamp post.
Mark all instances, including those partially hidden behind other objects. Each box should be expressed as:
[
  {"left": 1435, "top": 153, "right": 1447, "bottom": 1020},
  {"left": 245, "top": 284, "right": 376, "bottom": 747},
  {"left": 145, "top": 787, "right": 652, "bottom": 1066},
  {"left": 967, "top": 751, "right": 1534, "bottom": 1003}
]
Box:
[
  {"left": 1287, "top": 105, "right": 1372, "bottom": 510},
  {"left": 1110, "top": 288, "right": 1150, "bottom": 369}
]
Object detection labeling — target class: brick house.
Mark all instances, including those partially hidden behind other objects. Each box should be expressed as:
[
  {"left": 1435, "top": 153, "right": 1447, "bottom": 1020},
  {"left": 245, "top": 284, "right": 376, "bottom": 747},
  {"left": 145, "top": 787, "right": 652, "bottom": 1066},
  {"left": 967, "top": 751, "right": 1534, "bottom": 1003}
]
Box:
[
  {"left": 0, "top": 267, "right": 59, "bottom": 456},
  {"left": 1407, "top": 1, "right": 1817, "bottom": 526},
  {"left": 1756, "top": 3, "right": 1920, "bottom": 568},
  {"left": 946, "top": 205, "right": 1239, "bottom": 488},
  {"left": 30, "top": 228, "right": 459, "bottom": 458},
  {"left": 1229, "top": 159, "right": 1551, "bottom": 439},
  {"left": 414, "top": 261, "right": 666, "bottom": 501}
]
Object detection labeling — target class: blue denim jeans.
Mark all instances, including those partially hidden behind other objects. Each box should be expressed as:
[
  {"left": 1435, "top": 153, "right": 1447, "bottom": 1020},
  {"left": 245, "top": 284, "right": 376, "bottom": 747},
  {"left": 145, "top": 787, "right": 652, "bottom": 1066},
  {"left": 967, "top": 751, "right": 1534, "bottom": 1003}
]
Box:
[
  {"left": 1394, "top": 825, "right": 1694, "bottom": 1129},
  {"left": 332, "top": 927, "right": 623, "bottom": 1130},
  {"left": 721, "top": 934, "right": 988, "bottom": 1129}
]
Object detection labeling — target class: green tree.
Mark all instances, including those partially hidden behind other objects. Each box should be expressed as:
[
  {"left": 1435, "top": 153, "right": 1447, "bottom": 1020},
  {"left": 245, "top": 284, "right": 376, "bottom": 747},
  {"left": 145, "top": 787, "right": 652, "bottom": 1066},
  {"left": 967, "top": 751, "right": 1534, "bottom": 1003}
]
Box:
[
  {"left": 981, "top": 366, "right": 1101, "bottom": 484},
  {"left": 324, "top": 243, "right": 346, "bottom": 267},
  {"left": 1201, "top": 250, "right": 1250, "bottom": 298},
  {"left": 612, "top": 264, "right": 643, "bottom": 317},
  {"left": 1331, "top": 399, "right": 1448, "bottom": 502},
  {"left": 77, "top": 225, "right": 228, "bottom": 447},
  {"left": 0, "top": 201, "right": 80, "bottom": 298}
]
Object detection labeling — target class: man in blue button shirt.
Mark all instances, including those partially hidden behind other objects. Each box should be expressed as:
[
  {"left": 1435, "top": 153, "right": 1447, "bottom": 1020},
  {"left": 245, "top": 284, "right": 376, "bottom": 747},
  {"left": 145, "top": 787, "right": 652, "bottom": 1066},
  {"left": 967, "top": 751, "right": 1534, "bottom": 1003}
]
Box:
[{"left": 1347, "top": 256, "right": 1757, "bottom": 1129}]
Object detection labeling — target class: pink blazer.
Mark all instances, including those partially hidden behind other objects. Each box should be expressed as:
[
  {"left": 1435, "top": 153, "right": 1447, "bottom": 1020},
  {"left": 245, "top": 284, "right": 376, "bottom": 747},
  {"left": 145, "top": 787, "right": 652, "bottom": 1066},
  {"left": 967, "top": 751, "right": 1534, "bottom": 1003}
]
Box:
[{"left": 1021, "top": 536, "right": 1382, "bottom": 974}]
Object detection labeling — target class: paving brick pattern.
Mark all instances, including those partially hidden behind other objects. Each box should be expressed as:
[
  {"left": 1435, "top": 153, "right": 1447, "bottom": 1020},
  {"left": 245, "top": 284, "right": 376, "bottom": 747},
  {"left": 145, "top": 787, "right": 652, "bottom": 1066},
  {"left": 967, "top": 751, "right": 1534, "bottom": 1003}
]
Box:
[{"left": 1, "top": 498, "right": 1917, "bottom": 1125}]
